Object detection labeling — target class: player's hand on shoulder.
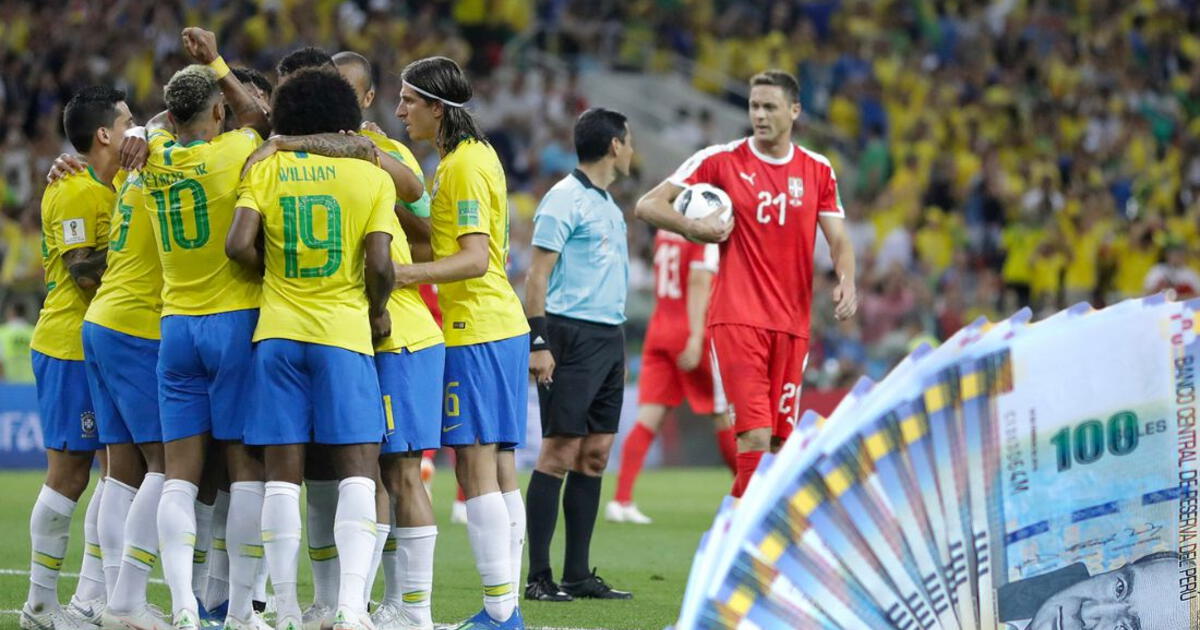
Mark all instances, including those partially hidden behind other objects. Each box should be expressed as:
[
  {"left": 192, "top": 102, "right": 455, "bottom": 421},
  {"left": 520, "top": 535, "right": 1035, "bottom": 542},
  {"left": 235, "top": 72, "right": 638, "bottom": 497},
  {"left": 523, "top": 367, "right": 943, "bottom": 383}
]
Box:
[
  {"left": 687, "top": 208, "right": 734, "bottom": 244},
  {"left": 181, "top": 27, "right": 220, "bottom": 64},
  {"left": 676, "top": 335, "right": 704, "bottom": 372},
  {"left": 371, "top": 310, "right": 392, "bottom": 341},
  {"left": 241, "top": 137, "right": 280, "bottom": 178},
  {"left": 46, "top": 153, "right": 87, "bottom": 183},
  {"left": 832, "top": 275, "right": 858, "bottom": 320},
  {"left": 119, "top": 134, "right": 148, "bottom": 171},
  {"left": 530, "top": 349, "right": 555, "bottom": 386},
  {"left": 360, "top": 121, "right": 384, "bottom": 135}
]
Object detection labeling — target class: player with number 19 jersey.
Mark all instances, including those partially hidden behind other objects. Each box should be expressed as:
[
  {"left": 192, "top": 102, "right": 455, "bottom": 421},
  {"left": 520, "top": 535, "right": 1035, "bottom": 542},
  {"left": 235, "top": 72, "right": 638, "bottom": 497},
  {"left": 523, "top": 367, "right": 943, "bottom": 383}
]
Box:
[
  {"left": 143, "top": 127, "right": 263, "bottom": 442},
  {"left": 669, "top": 138, "right": 844, "bottom": 439},
  {"left": 639, "top": 231, "right": 722, "bottom": 414}
]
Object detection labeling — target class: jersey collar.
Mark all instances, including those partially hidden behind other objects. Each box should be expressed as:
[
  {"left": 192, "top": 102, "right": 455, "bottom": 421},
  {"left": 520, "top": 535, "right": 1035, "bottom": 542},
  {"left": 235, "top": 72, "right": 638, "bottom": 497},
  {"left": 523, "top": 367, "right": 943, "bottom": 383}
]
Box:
[
  {"left": 747, "top": 137, "right": 794, "bottom": 166},
  {"left": 572, "top": 168, "right": 612, "bottom": 201}
]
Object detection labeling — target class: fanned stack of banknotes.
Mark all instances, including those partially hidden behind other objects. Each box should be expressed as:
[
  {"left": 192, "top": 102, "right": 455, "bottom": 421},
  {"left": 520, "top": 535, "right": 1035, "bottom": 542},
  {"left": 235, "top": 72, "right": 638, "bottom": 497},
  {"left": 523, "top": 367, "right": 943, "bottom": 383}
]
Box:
[{"left": 675, "top": 295, "right": 1200, "bottom": 630}]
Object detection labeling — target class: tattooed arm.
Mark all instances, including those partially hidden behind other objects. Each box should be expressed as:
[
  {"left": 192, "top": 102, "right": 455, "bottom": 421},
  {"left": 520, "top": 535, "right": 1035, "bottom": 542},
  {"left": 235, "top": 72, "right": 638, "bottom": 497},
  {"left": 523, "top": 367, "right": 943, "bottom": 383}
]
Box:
[
  {"left": 241, "top": 133, "right": 376, "bottom": 177},
  {"left": 63, "top": 247, "right": 107, "bottom": 291}
]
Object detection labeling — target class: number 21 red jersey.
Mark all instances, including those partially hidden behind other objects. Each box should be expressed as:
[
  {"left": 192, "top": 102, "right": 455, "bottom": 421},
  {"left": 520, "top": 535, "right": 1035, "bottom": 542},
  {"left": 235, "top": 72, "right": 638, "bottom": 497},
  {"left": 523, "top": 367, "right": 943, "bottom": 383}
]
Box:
[{"left": 669, "top": 138, "right": 844, "bottom": 339}]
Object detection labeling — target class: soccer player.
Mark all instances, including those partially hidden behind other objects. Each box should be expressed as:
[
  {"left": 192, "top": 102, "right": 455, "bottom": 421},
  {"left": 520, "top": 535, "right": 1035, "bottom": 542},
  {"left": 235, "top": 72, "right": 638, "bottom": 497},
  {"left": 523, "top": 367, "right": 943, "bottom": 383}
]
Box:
[
  {"left": 140, "top": 28, "right": 270, "bottom": 630},
  {"left": 226, "top": 67, "right": 397, "bottom": 630},
  {"left": 634, "top": 70, "right": 858, "bottom": 498},
  {"left": 607, "top": 229, "right": 735, "bottom": 524},
  {"left": 22, "top": 85, "right": 130, "bottom": 630},
  {"left": 523, "top": 108, "right": 635, "bottom": 602},
  {"left": 336, "top": 49, "right": 444, "bottom": 630},
  {"left": 393, "top": 56, "right": 528, "bottom": 630}
]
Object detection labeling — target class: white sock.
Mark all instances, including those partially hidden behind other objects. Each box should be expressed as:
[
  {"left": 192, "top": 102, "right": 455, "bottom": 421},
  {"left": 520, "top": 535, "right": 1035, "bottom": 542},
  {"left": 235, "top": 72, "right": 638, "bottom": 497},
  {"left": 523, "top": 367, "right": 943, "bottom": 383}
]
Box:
[
  {"left": 158, "top": 479, "right": 198, "bottom": 617},
  {"left": 364, "top": 524, "right": 389, "bottom": 605},
  {"left": 305, "top": 479, "right": 340, "bottom": 609},
  {"left": 108, "top": 472, "right": 163, "bottom": 614},
  {"left": 192, "top": 498, "right": 214, "bottom": 604},
  {"left": 334, "top": 477, "right": 377, "bottom": 613},
  {"left": 253, "top": 558, "right": 268, "bottom": 604},
  {"left": 226, "top": 481, "right": 264, "bottom": 622},
  {"left": 98, "top": 477, "right": 135, "bottom": 601},
  {"left": 390, "top": 526, "right": 436, "bottom": 627},
  {"left": 202, "top": 490, "right": 230, "bottom": 610},
  {"left": 26, "top": 485, "right": 77, "bottom": 612},
  {"left": 72, "top": 478, "right": 106, "bottom": 603},
  {"left": 502, "top": 490, "right": 526, "bottom": 594},
  {"left": 262, "top": 481, "right": 301, "bottom": 621},
  {"left": 466, "top": 493, "right": 514, "bottom": 622}
]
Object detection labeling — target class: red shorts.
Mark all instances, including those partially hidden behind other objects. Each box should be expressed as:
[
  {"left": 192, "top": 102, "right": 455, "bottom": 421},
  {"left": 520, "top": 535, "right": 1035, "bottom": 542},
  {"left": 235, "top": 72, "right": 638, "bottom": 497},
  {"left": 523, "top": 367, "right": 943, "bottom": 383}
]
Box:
[
  {"left": 637, "top": 338, "right": 723, "bottom": 415},
  {"left": 710, "top": 323, "right": 810, "bottom": 440}
]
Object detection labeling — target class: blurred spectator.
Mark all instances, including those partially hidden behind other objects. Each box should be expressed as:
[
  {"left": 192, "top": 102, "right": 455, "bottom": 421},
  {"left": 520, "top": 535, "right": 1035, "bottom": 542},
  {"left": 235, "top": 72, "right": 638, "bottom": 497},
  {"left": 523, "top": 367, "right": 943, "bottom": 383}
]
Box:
[{"left": 0, "top": 301, "right": 34, "bottom": 383}]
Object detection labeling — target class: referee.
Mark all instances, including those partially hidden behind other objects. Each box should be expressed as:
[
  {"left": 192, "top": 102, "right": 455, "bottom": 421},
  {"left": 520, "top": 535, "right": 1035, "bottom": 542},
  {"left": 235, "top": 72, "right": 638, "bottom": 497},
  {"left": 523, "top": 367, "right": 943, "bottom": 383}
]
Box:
[{"left": 523, "top": 108, "right": 634, "bottom": 602}]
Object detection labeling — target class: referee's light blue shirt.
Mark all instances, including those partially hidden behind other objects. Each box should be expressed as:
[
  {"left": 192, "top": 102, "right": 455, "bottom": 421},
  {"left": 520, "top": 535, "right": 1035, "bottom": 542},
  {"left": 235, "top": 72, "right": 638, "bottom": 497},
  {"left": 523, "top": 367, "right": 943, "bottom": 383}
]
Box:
[{"left": 531, "top": 169, "right": 629, "bottom": 325}]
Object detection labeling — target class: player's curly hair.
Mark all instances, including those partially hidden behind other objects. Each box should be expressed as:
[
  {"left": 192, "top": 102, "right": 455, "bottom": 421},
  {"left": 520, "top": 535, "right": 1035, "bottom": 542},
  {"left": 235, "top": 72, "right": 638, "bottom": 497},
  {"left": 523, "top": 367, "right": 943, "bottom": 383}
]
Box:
[
  {"left": 401, "top": 56, "right": 487, "bottom": 154},
  {"left": 276, "top": 46, "right": 334, "bottom": 79},
  {"left": 63, "top": 85, "right": 125, "bottom": 153},
  {"left": 164, "top": 65, "right": 221, "bottom": 126},
  {"left": 270, "top": 68, "right": 361, "bottom": 136}
]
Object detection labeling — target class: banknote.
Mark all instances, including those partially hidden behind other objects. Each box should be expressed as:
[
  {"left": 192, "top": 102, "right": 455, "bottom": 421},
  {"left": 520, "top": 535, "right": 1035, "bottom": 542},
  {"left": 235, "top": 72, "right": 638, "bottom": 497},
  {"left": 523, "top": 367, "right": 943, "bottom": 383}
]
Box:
[{"left": 985, "top": 296, "right": 1198, "bottom": 629}]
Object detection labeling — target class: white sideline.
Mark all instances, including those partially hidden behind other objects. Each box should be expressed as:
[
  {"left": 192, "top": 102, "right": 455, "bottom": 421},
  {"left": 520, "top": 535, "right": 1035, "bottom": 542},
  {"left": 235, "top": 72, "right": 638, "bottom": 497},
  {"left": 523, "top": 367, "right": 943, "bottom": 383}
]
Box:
[{"left": 0, "top": 568, "right": 608, "bottom": 630}]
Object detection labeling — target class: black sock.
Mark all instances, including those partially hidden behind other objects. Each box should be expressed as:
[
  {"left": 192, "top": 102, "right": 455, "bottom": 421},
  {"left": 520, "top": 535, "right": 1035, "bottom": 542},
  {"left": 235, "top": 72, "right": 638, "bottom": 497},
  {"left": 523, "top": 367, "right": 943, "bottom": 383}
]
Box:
[
  {"left": 562, "top": 470, "right": 603, "bottom": 583},
  {"left": 526, "top": 470, "right": 564, "bottom": 582}
]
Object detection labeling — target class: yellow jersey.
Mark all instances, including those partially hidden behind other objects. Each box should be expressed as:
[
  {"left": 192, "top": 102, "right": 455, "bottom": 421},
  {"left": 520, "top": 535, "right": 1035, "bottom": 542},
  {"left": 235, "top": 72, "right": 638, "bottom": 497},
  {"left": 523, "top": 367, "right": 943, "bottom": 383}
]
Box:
[
  {"left": 375, "top": 227, "right": 443, "bottom": 354},
  {"left": 236, "top": 151, "right": 397, "bottom": 355},
  {"left": 85, "top": 171, "right": 163, "bottom": 339},
  {"left": 30, "top": 167, "right": 114, "bottom": 360},
  {"left": 143, "top": 128, "right": 263, "bottom": 316},
  {"left": 429, "top": 139, "right": 528, "bottom": 347},
  {"left": 361, "top": 129, "right": 431, "bottom": 218}
]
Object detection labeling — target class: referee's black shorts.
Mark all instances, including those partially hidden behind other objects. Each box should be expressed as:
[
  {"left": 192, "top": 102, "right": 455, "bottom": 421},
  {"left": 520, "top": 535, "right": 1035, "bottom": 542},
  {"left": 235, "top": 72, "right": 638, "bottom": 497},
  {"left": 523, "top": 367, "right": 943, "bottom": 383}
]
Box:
[{"left": 537, "top": 313, "right": 625, "bottom": 437}]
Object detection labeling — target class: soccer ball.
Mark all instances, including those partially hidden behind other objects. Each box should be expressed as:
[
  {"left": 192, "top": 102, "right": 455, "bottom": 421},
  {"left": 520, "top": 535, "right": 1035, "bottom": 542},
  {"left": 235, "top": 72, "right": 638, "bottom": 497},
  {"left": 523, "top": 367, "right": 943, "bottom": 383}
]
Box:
[{"left": 674, "top": 183, "right": 733, "bottom": 226}]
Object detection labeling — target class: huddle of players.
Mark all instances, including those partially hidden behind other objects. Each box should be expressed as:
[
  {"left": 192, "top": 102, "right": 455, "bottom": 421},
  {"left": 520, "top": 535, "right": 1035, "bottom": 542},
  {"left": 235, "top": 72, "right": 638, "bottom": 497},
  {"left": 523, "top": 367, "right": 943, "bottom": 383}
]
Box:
[
  {"left": 23, "top": 26, "right": 529, "bottom": 630},
  {"left": 22, "top": 17, "right": 859, "bottom": 630}
]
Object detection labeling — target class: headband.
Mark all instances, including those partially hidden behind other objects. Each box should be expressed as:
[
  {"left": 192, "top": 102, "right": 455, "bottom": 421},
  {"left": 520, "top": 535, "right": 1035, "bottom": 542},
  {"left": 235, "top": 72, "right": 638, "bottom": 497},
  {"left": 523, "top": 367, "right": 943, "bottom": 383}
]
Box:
[{"left": 404, "top": 81, "right": 467, "bottom": 108}]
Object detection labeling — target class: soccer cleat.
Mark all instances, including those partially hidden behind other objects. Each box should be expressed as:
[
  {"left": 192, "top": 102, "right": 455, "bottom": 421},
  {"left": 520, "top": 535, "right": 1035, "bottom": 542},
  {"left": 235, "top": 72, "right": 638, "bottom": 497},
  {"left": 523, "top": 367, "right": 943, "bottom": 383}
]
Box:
[
  {"left": 67, "top": 594, "right": 106, "bottom": 625},
  {"left": 173, "top": 608, "right": 200, "bottom": 630},
  {"left": 101, "top": 604, "right": 173, "bottom": 630},
  {"left": 450, "top": 608, "right": 524, "bottom": 630},
  {"left": 300, "top": 603, "right": 334, "bottom": 630},
  {"left": 199, "top": 601, "right": 227, "bottom": 626},
  {"left": 21, "top": 603, "right": 100, "bottom": 630},
  {"left": 604, "top": 501, "right": 652, "bottom": 524},
  {"left": 274, "top": 613, "right": 302, "bottom": 630},
  {"left": 522, "top": 574, "right": 572, "bottom": 602},
  {"left": 450, "top": 500, "right": 467, "bottom": 524},
  {"left": 369, "top": 601, "right": 431, "bottom": 630},
  {"left": 560, "top": 569, "right": 632, "bottom": 600},
  {"left": 330, "top": 607, "right": 375, "bottom": 630},
  {"left": 217, "top": 614, "right": 254, "bottom": 630}
]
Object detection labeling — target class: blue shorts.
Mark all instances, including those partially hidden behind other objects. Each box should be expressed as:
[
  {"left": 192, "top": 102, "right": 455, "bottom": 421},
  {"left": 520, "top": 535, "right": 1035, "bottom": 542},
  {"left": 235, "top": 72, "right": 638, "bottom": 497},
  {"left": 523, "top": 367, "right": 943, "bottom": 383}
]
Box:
[
  {"left": 158, "top": 309, "right": 258, "bottom": 442},
  {"left": 31, "top": 350, "right": 100, "bottom": 452},
  {"left": 82, "top": 322, "right": 162, "bottom": 444},
  {"left": 441, "top": 334, "right": 529, "bottom": 448},
  {"left": 246, "top": 339, "right": 385, "bottom": 446},
  {"left": 377, "top": 344, "right": 445, "bottom": 454}
]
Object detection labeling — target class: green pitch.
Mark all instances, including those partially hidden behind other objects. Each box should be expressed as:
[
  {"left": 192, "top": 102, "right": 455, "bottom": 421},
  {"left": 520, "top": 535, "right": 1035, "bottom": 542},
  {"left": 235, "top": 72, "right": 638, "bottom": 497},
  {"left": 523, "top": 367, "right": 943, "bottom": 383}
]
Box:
[{"left": 0, "top": 468, "right": 729, "bottom": 630}]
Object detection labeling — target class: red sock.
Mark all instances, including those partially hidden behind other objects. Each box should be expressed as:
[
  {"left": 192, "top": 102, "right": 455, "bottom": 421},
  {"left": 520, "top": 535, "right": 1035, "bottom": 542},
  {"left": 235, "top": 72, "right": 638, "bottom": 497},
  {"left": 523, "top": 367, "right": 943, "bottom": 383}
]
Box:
[
  {"left": 715, "top": 427, "right": 737, "bottom": 473},
  {"left": 456, "top": 484, "right": 466, "bottom": 502},
  {"left": 732, "top": 450, "right": 765, "bottom": 498},
  {"left": 615, "top": 423, "right": 656, "bottom": 504}
]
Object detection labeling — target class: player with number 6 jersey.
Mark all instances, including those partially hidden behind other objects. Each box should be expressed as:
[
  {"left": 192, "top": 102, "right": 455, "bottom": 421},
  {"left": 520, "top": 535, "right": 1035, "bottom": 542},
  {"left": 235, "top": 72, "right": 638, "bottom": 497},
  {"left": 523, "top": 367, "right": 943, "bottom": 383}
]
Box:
[{"left": 635, "top": 69, "right": 858, "bottom": 499}]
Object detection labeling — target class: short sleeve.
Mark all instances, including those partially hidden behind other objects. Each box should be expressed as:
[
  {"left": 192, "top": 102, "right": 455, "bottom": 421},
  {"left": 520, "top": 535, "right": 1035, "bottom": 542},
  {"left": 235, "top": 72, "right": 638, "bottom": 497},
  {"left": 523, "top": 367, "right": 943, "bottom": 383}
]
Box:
[
  {"left": 403, "top": 191, "right": 431, "bottom": 219},
  {"left": 668, "top": 145, "right": 723, "bottom": 187},
  {"left": 443, "top": 161, "right": 493, "bottom": 238},
  {"left": 235, "top": 168, "right": 261, "bottom": 214},
  {"left": 689, "top": 242, "right": 720, "bottom": 273},
  {"left": 530, "top": 187, "right": 577, "bottom": 253},
  {"left": 57, "top": 186, "right": 107, "bottom": 253},
  {"left": 366, "top": 169, "right": 399, "bottom": 236},
  {"left": 818, "top": 166, "right": 845, "bottom": 217}
]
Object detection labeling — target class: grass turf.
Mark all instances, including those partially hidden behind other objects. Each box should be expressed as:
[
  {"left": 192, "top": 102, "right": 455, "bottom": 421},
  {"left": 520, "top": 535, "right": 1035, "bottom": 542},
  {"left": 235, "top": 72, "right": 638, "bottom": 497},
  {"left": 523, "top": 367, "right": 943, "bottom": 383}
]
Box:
[{"left": 0, "top": 467, "right": 728, "bottom": 630}]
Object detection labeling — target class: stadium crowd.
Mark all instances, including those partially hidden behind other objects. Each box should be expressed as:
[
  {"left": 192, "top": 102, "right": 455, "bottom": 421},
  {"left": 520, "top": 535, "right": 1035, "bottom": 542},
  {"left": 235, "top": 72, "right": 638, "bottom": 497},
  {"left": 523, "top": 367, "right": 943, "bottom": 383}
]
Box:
[{"left": 3, "top": 0, "right": 1200, "bottom": 390}]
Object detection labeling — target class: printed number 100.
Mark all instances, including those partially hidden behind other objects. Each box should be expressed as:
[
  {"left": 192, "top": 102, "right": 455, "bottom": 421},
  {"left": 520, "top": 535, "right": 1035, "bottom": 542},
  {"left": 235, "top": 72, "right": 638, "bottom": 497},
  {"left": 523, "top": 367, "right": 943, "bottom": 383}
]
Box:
[{"left": 1050, "top": 411, "right": 1139, "bottom": 472}]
